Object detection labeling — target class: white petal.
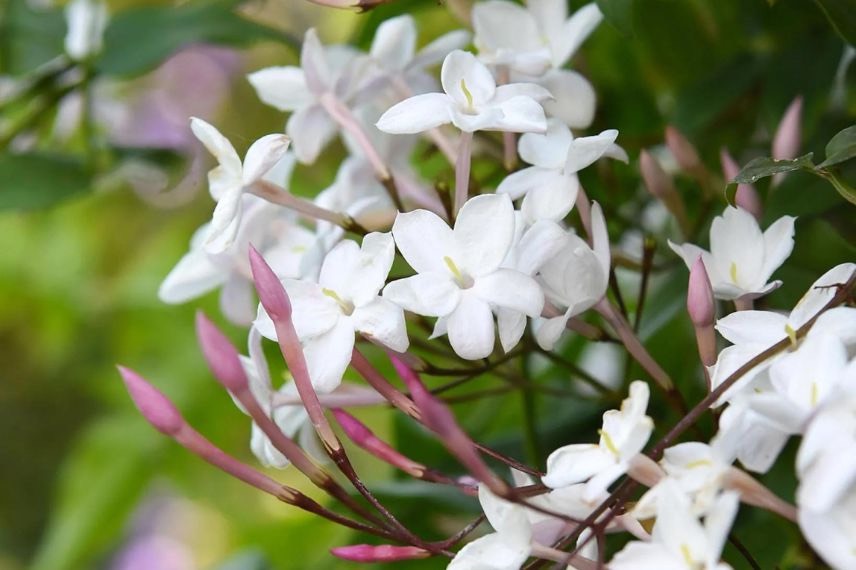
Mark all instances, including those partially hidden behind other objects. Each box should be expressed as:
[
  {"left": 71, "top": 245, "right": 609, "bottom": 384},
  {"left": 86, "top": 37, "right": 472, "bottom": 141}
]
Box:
[
  {"left": 242, "top": 134, "right": 291, "bottom": 185},
  {"left": 454, "top": 193, "right": 515, "bottom": 276},
  {"left": 497, "top": 308, "right": 527, "bottom": 353},
  {"left": 540, "top": 69, "right": 596, "bottom": 129},
  {"left": 447, "top": 293, "right": 496, "bottom": 360},
  {"left": 609, "top": 541, "right": 687, "bottom": 570},
  {"left": 247, "top": 66, "right": 312, "bottom": 112},
  {"left": 190, "top": 117, "right": 241, "bottom": 175},
  {"left": 158, "top": 248, "right": 225, "bottom": 303},
  {"left": 205, "top": 188, "right": 244, "bottom": 254},
  {"left": 494, "top": 95, "right": 547, "bottom": 133},
  {"left": 370, "top": 15, "right": 416, "bottom": 72},
  {"left": 472, "top": 1, "right": 541, "bottom": 59},
  {"left": 514, "top": 219, "right": 569, "bottom": 276},
  {"left": 551, "top": 3, "right": 603, "bottom": 67},
  {"left": 518, "top": 119, "right": 573, "bottom": 169},
  {"left": 300, "top": 28, "right": 331, "bottom": 94},
  {"left": 410, "top": 30, "right": 472, "bottom": 70},
  {"left": 590, "top": 202, "right": 611, "bottom": 275},
  {"left": 543, "top": 444, "right": 614, "bottom": 488},
  {"left": 520, "top": 173, "right": 578, "bottom": 223},
  {"left": 319, "top": 232, "right": 394, "bottom": 306},
  {"left": 704, "top": 491, "right": 741, "bottom": 564},
  {"left": 478, "top": 484, "right": 533, "bottom": 539},
  {"left": 474, "top": 269, "right": 544, "bottom": 316},
  {"left": 303, "top": 319, "right": 355, "bottom": 393},
  {"left": 441, "top": 50, "right": 496, "bottom": 109},
  {"left": 383, "top": 274, "right": 461, "bottom": 317},
  {"left": 352, "top": 298, "right": 409, "bottom": 352},
  {"left": 760, "top": 215, "right": 796, "bottom": 282},
  {"left": 282, "top": 279, "right": 340, "bottom": 339},
  {"left": 533, "top": 312, "right": 570, "bottom": 350},
  {"left": 495, "top": 166, "right": 562, "bottom": 201},
  {"left": 392, "top": 208, "right": 457, "bottom": 274},
  {"left": 375, "top": 93, "right": 454, "bottom": 134},
  {"left": 709, "top": 206, "right": 765, "bottom": 291},
  {"left": 799, "top": 501, "right": 856, "bottom": 570},
  {"left": 447, "top": 532, "right": 530, "bottom": 570},
  {"left": 788, "top": 263, "right": 856, "bottom": 329},
  {"left": 493, "top": 82, "right": 552, "bottom": 103},
  {"left": 564, "top": 129, "right": 619, "bottom": 173},
  {"left": 219, "top": 275, "right": 255, "bottom": 326},
  {"left": 286, "top": 104, "right": 337, "bottom": 164},
  {"left": 714, "top": 310, "right": 787, "bottom": 346}
]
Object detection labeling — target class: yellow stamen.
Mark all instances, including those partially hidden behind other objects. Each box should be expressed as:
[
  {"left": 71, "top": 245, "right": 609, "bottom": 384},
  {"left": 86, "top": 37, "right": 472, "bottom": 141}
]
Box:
[
  {"left": 810, "top": 381, "right": 819, "bottom": 407},
  {"left": 729, "top": 262, "right": 739, "bottom": 284},
  {"left": 784, "top": 324, "right": 797, "bottom": 346},
  {"left": 685, "top": 459, "right": 712, "bottom": 469},
  {"left": 599, "top": 429, "right": 620, "bottom": 457},
  {"left": 680, "top": 544, "right": 695, "bottom": 567},
  {"left": 322, "top": 288, "right": 354, "bottom": 315},
  {"left": 444, "top": 256, "right": 463, "bottom": 279},
  {"left": 460, "top": 78, "right": 474, "bottom": 109}
]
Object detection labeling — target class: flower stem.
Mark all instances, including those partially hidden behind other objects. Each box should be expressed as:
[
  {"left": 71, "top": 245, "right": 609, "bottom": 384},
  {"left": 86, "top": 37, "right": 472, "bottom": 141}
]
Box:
[{"left": 454, "top": 131, "right": 473, "bottom": 217}]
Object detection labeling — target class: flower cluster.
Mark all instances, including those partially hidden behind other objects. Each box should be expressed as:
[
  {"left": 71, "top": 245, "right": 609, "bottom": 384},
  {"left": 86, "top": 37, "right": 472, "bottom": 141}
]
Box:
[{"left": 115, "top": 2, "right": 856, "bottom": 569}]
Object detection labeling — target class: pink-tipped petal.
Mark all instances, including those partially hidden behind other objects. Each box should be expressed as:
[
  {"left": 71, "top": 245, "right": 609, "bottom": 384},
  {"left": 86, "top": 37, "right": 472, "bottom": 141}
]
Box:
[
  {"left": 195, "top": 311, "right": 248, "bottom": 393},
  {"left": 688, "top": 256, "right": 716, "bottom": 327},
  {"left": 248, "top": 246, "right": 292, "bottom": 321},
  {"left": 720, "top": 148, "right": 762, "bottom": 220},
  {"left": 118, "top": 366, "right": 184, "bottom": 436},
  {"left": 773, "top": 96, "right": 803, "bottom": 161},
  {"left": 331, "top": 544, "right": 429, "bottom": 563},
  {"left": 665, "top": 126, "right": 701, "bottom": 173}
]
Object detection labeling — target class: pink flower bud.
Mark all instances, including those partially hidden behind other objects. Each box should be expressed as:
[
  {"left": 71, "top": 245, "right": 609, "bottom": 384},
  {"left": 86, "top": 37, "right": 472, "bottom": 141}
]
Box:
[
  {"left": 639, "top": 150, "right": 675, "bottom": 200},
  {"left": 248, "top": 246, "right": 291, "bottom": 321},
  {"left": 332, "top": 409, "right": 426, "bottom": 477},
  {"left": 195, "top": 311, "right": 247, "bottom": 394},
  {"left": 687, "top": 256, "right": 715, "bottom": 327},
  {"left": 330, "top": 544, "right": 429, "bottom": 563},
  {"left": 665, "top": 126, "right": 701, "bottom": 173},
  {"left": 772, "top": 96, "right": 803, "bottom": 162},
  {"left": 118, "top": 366, "right": 184, "bottom": 436},
  {"left": 720, "top": 148, "right": 762, "bottom": 221}
]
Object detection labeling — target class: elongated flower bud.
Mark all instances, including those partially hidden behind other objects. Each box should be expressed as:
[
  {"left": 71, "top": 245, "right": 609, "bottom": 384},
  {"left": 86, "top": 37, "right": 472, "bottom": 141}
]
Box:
[
  {"left": 118, "top": 366, "right": 184, "bottom": 436},
  {"left": 248, "top": 246, "right": 292, "bottom": 321},
  {"left": 688, "top": 257, "right": 715, "bottom": 328},
  {"left": 330, "top": 544, "right": 429, "bottom": 563},
  {"left": 195, "top": 311, "right": 248, "bottom": 394},
  {"left": 720, "top": 148, "right": 762, "bottom": 221},
  {"left": 773, "top": 96, "right": 803, "bottom": 162},
  {"left": 665, "top": 126, "right": 701, "bottom": 174},
  {"left": 333, "top": 409, "right": 426, "bottom": 477}
]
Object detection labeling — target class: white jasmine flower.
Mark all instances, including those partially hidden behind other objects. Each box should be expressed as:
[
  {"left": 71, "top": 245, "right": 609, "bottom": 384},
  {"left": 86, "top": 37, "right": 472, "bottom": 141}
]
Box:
[
  {"left": 669, "top": 206, "right": 796, "bottom": 301},
  {"left": 543, "top": 381, "right": 653, "bottom": 501},
  {"left": 255, "top": 233, "right": 408, "bottom": 393},
  {"left": 383, "top": 194, "right": 544, "bottom": 360},
  {"left": 497, "top": 120, "right": 624, "bottom": 222},
  {"left": 472, "top": 0, "right": 602, "bottom": 76},
  {"left": 190, "top": 118, "right": 290, "bottom": 254},
  {"left": 448, "top": 484, "right": 532, "bottom": 570},
  {"left": 532, "top": 202, "right": 610, "bottom": 351},
  {"left": 64, "top": 0, "right": 108, "bottom": 61},
  {"left": 610, "top": 480, "right": 738, "bottom": 570},
  {"left": 375, "top": 50, "right": 550, "bottom": 135},
  {"left": 248, "top": 29, "right": 371, "bottom": 163}
]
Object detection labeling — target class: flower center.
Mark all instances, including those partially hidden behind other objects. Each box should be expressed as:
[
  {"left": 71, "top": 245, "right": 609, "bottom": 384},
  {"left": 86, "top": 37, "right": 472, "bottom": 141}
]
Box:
[
  {"left": 810, "top": 381, "right": 819, "bottom": 407},
  {"left": 680, "top": 544, "right": 698, "bottom": 568},
  {"left": 459, "top": 78, "right": 475, "bottom": 113},
  {"left": 444, "top": 256, "right": 474, "bottom": 289},
  {"left": 322, "top": 288, "right": 355, "bottom": 316},
  {"left": 729, "top": 261, "right": 739, "bottom": 285},
  {"left": 685, "top": 459, "right": 712, "bottom": 469},
  {"left": 598, "top": 429, "right": 620, "bottom": 458}
]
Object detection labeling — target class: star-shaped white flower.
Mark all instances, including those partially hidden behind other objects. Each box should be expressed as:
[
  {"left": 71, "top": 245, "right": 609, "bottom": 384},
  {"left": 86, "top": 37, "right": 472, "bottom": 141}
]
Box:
[
  {"left": 383, "top": 194, "right": 544, "bottom": 360},
  {"left": 497, "top": 120, "right": 625, "bottom": 222},
  {"left": 543, "top": 381, "right": 653, "bottom": 501},
  {"left": 375, "top": 50, "right": 550, "bottom": 135},
  {"left": 190, "top": 117, "right": 290, "bottom": 254},
  {"left": 532, "top": 202, "right": 611, "bottom": 350},
  {"left": 669, "top": 206, "right": 796, "bottom": 301},
  {"left": 610, "top": 480, "right": 738, "bottom": 570},
  {"left": 255, "top": 232, "right": 408, "bottom": 393}
]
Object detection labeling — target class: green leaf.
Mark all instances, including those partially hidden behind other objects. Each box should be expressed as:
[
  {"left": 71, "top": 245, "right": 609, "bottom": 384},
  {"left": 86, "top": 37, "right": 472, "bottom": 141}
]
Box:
[
  {"left": 0, "top": 153, "right": 92, "bottom": 210},
  {"left": 596, "top": 0, "right": 635, "bottom": 36},
  {"left": 814, "top": 0, "right": 856, "bottom": 45},
  {"left": 731, "top": 153, "right": 815, "bottom": 184},
  {"left": 0, "top": 0, "right": 66, "bottom": 76},
  {"left": 823, "top": 170, "right": 856, "bottom": 206},
  {"left": 30, "top": 417, "right": 160, "bottom": 570},
  {"left": 96, "top": 0, "right": 286, "bottom": 78},
  {"left": 818, "top": 125, "right": 856, "bottom": 168}
]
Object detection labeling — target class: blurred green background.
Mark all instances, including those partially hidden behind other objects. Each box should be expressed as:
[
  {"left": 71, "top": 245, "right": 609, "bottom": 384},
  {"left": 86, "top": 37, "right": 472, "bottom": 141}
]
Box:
[{"left": 1, "top": 0, "right": 854, "bottom": 569}]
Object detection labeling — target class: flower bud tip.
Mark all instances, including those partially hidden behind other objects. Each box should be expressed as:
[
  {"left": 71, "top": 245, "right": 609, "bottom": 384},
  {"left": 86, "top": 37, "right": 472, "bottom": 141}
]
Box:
[
  {"left": 665, "top": 126, "right": 701, "bottom": 173},
  {"left": 195, "top": 311, "right": 247, "bottom": 394},
  {"left": 688, "top": 256, "right": 716, "bottom": 327},
  {"left": 117, "top": 365, "right": 184, "bottom": 436},
  {"left": 248, "top": 246, "right": 292, "bottom": 320}
]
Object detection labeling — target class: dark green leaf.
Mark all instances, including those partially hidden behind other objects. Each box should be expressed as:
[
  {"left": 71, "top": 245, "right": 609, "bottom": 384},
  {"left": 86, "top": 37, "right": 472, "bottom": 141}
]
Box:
[
  {"left": 814, "top": 0, "right": 856, "bottom": 45},
  {"left": 818, "top": 124, "right": 856, "bottom": 168},
  {"left": 731, "top": 153, "right": 815, "bottom": 184},
  {"left": 97, "top": 0, "right": 285, "bottom": 78},
  {"left": 0, "top": 153, "right": 92, "bottom": 210},
  {"left": 824, "top": 170, "right": 856, "bottom": 205},
  {"left": 596, "top": 0, "right": 635, "bottom": 36},
  {"left": 0, "top": 0, "right": 66, "bottom": 76}
]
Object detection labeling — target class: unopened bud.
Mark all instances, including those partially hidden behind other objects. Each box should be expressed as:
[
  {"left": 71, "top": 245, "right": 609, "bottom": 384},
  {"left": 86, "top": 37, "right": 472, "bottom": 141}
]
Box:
[
  {"left": 772, "top": 96, "right": 803, "bottom": 162},
  {"left": 118, "top": 366, "right": 184, "bottom": 436},
  {"left": 195, "top": 311, "right": 247, "bottom": 394},
  {"left": 665, "top": 126, "right": 701, "bottom": 174},
  {"left": 333, "top": 409, "right": 426, "bottom": 477},
  {"left": 627, "top": 454, "right": 665, "bottom": 488},
  {"left": 688, "top": 257, "right": 715, "bottom": 327},
  {"left": 330, "top": 544, "right": 430, "bottom": 563},
  {"left": 720, "top": 148, "right": 762, "bottom": 220},
  {"left": 248, "top": 246, "right": 292, "bottom": 321}
]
